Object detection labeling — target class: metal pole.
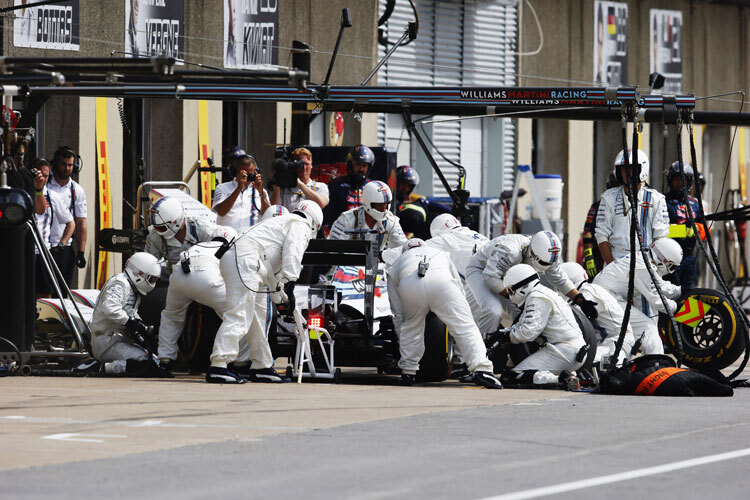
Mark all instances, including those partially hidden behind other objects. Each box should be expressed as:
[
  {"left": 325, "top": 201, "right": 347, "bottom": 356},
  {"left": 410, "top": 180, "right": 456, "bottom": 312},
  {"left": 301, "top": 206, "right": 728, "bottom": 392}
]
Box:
[{"left": 361, "top": 28, "right": 411, "bottom": 86}]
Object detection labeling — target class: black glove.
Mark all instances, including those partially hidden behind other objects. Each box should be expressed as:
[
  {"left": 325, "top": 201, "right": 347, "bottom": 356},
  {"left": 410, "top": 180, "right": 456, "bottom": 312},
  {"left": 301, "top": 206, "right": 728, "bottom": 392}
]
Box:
[
  {"left": 125, "top": 318, "right": 149, "bottom": 338},
  {"left": 572, "top": 293, "right": 599, "bottom": 320},
  {"left": 75, "top": 252, "right": 86, "bottom": 269},
  {"left": 487, "top": 328, "right": 511, "bottom": 347},
  {"left": 276, "top": 281, "right": 296, "bottom": 318}
]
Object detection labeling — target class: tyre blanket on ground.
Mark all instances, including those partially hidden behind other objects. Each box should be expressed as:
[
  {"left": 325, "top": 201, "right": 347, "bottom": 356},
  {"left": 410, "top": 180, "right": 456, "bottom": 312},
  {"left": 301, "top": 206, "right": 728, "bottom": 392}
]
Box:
[{"left": 599, "top": 354, "right": 733, "bottom": 396}]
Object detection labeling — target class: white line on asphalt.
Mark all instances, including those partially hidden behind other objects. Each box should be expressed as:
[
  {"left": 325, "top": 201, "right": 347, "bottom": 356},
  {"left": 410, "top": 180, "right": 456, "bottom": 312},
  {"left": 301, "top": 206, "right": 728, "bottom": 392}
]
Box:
[
  {"left": 41, "top": 433, "right": 128, "bottom": 443},
  {"left": 476, "top": 447, "right": 750, "bottom": 500},
  {"left": 0, "top": 415, "right": 309, "bottom": 431}
]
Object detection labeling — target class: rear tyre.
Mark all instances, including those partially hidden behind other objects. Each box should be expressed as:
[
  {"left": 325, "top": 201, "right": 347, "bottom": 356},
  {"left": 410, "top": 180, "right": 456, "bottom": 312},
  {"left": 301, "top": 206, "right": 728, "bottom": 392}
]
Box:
[
  {"left": 416, "top": 312, "right": 451, "bottom": 383},
  {"left": 665, "top": 288, "right": 747, "bottom": 370}
]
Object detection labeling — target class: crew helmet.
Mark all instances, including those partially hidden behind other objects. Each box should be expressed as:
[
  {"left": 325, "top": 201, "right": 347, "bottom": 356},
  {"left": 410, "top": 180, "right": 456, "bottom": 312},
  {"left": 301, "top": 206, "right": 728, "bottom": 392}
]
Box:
[
  {"left": 261, "top": 204, "right": 289, "bottom": 222},
  {"left": 526, "top": 231, "right": 563, "bottom": 272},
  {"left": 651, "top": 238, "right": 683, "bottom": 276},
  {"left": 614, "top": 148, "right": 649, "bottom": 184},
  {"left": 150, "top": 197, "right": 185, "bottom": 240},
  {"left": 560, "top": 262, "right": 588, "bottom": 288},
  {"left": 667, "top": 161, "right": 694, "bottom": 190},
  {"left": 346, "top": 144, "right": 375, "bottom": 174},
  {"left": 293, "top": 200, "right": 323, "bottom": 232},
  {"left": 429, "top": 213, "right": 460, "bottom": 238},
  {"left": 125, "top": 252, "right": 161, "bottom": 295},
  {"left": 396, "top": 165, "right": 420, "bottom": 189},
  {"left": 503, "top": 263, "right": 540, "bottom": 306},
  {"left": 362, "top": 180, "right": 392, "bottom": 223}
]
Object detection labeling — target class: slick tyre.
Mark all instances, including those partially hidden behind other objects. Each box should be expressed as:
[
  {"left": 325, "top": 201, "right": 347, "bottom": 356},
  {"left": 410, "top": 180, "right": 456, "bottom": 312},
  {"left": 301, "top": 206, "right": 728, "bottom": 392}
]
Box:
[
  {"left": 416, "top": 312, "right": 452, "bottom": 383},
  {"left": 665, "top": 288, "right": 746, "bottom": 370}
]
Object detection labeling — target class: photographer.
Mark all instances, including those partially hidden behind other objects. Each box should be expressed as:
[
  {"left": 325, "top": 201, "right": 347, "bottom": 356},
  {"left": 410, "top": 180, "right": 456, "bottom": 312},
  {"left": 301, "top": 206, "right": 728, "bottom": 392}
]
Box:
[
  {"left": 269, "top": 147, "right": 329, "bottom": 211},
  {"left": 212, "top": 154, "right": 270, "bottom": 230}
]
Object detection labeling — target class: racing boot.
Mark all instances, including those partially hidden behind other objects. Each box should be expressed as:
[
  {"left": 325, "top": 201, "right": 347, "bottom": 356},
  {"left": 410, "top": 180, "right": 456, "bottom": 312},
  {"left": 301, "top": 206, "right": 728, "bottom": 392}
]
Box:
[
  {"left": 71, "top": 359, "right": 103, "bottom": 376},
  {"left": 400, "top": 373, "right": 416, "bottom": 386},
  {"left": 472, "top": 370, "right": 503, "bottom": 389},
  {"left": 206, "top": 366, "right": 247, "bottom": 384},
  {"left": 248, "top": 367, "right": 289, "bottom": 383}
]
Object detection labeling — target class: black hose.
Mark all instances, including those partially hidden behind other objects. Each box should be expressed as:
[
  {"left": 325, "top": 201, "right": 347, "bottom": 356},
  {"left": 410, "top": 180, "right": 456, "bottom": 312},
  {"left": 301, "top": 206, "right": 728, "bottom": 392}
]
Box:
[
  {"left": 687, "top": 122, "right": 750, "bottom": 379},
  {"left": 0, "top": 336, "right": 23, "bottom": 376},
  {"left": 609, "top": 116, "right": 638, "bottom": 370}
]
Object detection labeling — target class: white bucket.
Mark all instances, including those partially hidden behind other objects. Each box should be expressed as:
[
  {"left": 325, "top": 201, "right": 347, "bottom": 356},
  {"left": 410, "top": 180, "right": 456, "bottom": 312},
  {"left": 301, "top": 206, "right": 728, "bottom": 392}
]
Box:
[{"left": 531, "top": 174, "right": 563, "bottom": 220}]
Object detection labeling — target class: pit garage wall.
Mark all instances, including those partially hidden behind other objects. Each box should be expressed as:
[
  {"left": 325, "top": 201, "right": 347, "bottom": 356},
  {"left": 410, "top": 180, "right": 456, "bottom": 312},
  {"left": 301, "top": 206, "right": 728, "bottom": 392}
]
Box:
[
  {"left": 1, "top": 0, "right": 378, "bottom": 289},
  {"left": 516, "top": 0, "right": 749, "bottom": 262}
]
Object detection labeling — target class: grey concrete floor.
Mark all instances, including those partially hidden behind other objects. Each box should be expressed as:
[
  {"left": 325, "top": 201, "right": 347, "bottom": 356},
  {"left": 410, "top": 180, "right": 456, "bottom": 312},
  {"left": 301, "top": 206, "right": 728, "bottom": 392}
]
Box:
[{"left": 2, "top": 369, "right": 750, "bottom": 499}]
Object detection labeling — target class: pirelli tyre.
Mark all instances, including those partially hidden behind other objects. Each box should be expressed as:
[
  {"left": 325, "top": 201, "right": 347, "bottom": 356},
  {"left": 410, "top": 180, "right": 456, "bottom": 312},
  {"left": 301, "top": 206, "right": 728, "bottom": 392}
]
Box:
[
  {"left": 665, "top": 288, "right": 747, "bottom": 371},
  {"left": 416, "top": 312, "right": 452, "bottom": 383}
]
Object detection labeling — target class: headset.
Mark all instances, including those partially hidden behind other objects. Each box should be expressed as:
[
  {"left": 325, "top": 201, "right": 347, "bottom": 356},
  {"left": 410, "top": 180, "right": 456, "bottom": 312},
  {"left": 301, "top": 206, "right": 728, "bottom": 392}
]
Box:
[
  {"left": 53, "top": 146, "right": 82, "bottom": 175},
  {"left": 228, "top": 153, "right": 258, "bottom": 180}
]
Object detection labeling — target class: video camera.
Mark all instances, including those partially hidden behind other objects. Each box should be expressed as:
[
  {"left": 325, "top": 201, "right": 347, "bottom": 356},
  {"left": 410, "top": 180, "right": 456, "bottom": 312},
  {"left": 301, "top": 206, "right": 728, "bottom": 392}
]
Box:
[{"left": 273, "top": 149, "right": 304, "bottom": 189}]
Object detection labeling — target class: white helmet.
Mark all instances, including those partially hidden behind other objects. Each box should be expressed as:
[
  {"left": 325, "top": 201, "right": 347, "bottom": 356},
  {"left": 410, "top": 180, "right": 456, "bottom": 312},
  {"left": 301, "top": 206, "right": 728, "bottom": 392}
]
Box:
[
  {"left": 503, "top": 263, "right": 540, "bottom": 306},
  {"left": 362, "top": 180, "right": 392, "bottom": 223},
  {"left": 402, "top": 238, "right": 425, "bottom": 253},
  {"left": 430, "top": 213, "right": 460, "bottom": 237},
  {"left": 262, "top": 204, "right": 289, "bottom": 222},
  {"left": 560, "top": 262, "right": 587, "bottom": 287},
  {"left": 150, "top": 197, "right": 185, "bottom": 240},
  {"left": 527, "top": 231, "right": 563, "bottom": 272},
  {"left": 125, "top": 252, "right": 161, "bottom": 295},
  {"left": 293, "top": 199, "right": 323, "bottom": 232},
  {"left": 651, "top": 238, "right": 683, "bottom": 276},
  {"left": 614, "top": 148, "right": 649, "bottom": 183}
]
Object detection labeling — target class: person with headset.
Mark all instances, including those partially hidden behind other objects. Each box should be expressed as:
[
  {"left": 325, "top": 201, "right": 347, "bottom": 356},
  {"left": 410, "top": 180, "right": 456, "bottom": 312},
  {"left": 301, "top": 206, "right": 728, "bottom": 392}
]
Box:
[
  {"left": 47, "top": 146, "right": 88, "bottom": 288},
  {"left": 212, "top": 153, "right": 270, "bottom": 231},
  {"left": 323, "top": 144, "right": 374, "bottom": 227},
  {"left": 32, "top": 158, "right": 74, "bottom": 298}
]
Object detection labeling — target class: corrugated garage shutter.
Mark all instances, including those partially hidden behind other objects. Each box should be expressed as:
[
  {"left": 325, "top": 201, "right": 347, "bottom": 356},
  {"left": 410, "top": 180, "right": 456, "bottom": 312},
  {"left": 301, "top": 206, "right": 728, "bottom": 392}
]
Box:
[
  {"left": 464, "top": 0, "right": 518, "bottom": 192},
  {"left": 377, "top": 0, "right": 518, "bottom": 195}
]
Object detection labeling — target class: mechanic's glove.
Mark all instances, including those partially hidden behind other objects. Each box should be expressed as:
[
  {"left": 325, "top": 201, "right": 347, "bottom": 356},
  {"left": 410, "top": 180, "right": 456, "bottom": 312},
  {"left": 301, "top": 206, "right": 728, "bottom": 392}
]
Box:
[
  {"left": 572, "top": 293, "right": 599, "bottom": 320},
  {"left": 125, "top": 318, "right": 149, "bottom": 338},
  {"left": 75, "top": 252, "right": 86, "bottom": 269},
  {"left": 276, "top": 281, "right": 296, "bottom": 319},
  {"left": 584, "top": 248, "right": 597, "bottom": 279},
  {"left": 486, "top": 328, "right": 512, "bottom": 347}
]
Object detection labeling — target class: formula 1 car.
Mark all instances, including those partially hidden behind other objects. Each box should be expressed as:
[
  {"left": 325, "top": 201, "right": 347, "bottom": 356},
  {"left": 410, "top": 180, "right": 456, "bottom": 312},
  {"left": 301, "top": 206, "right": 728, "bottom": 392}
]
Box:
[{"left": 270, "top": 239, "right": 452, "bottom": 383}]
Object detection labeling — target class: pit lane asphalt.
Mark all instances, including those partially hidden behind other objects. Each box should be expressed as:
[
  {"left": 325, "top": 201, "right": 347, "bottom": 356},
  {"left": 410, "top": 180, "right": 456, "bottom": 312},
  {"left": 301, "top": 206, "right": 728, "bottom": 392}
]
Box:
[{"left": 2, "top": 367, "right": 750, "bottom": 500}]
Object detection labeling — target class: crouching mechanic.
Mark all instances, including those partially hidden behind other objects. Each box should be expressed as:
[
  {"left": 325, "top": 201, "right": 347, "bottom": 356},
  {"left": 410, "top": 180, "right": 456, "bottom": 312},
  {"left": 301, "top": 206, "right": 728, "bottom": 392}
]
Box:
[
  {"left": 329, "top": 180, "right": 407, "bottom": 262},
  {"left": 491, "top": 264, "right": 586, "bottom": 387},
  {"left": 561, "top": 262, "right": 635, "bottom": 367},
  {"left": 593, "top": 238, "right": 683, "bottom": 355},
  {"left": 87, "top": 253, "right": 171, "bottom": 377},
  {"left": 387, "top": 239, "right": 502, "bottom": 389},
  {"left": 465, "top": 231, "right": 598, "bottom": 333},
  {"left": 206, "top": 200, "right": 323, "bottom": 383}
]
